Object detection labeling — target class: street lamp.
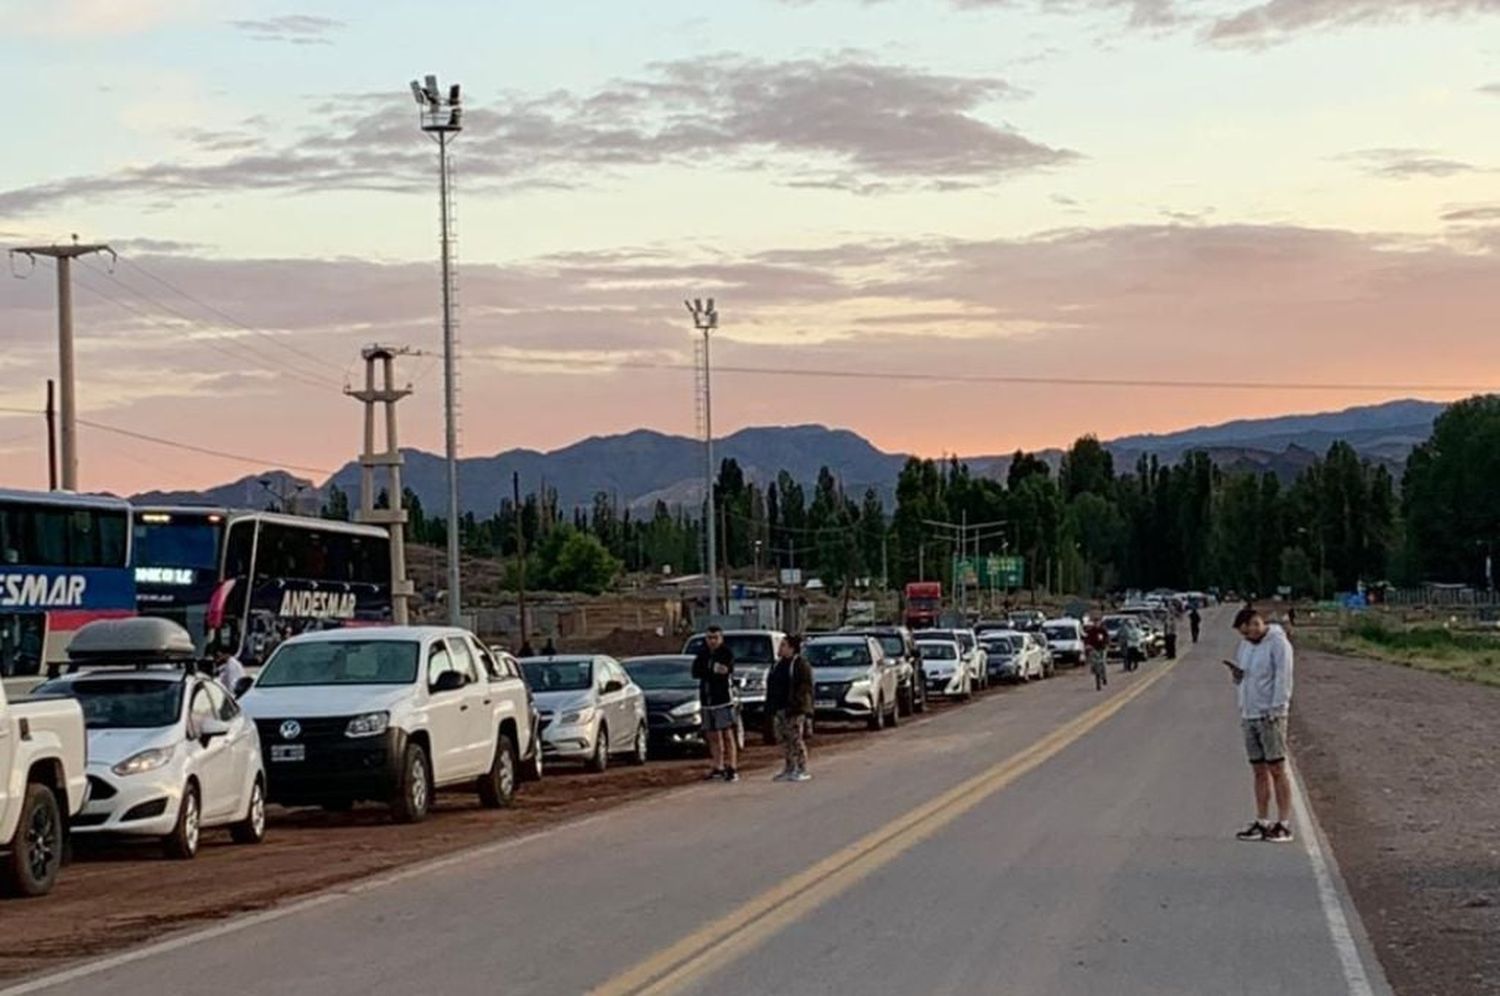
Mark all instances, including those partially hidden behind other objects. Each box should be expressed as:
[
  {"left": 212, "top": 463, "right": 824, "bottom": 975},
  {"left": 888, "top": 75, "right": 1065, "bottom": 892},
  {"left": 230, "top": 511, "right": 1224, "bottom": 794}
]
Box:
[
  {"left": 685, "top": 297, "right": 718, "bottom": 616},
  {"left": 411, "top": 73, "right": 463, "bottom": 626}
]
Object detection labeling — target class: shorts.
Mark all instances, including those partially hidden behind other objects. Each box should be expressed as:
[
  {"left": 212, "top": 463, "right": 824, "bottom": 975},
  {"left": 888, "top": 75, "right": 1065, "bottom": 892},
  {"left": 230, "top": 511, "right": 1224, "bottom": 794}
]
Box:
[
  {"left": 1242, "top": 716, "right": 1288, "bottom": 764},
  {"left": 703, "top": 703, "right": 738, "bottom": 732}
]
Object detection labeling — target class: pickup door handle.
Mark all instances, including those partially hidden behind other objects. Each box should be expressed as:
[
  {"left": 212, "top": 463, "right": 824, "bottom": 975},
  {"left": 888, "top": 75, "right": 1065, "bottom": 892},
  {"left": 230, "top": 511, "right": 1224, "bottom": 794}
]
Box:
[
  {"left": 459, "top": 704, "right": 470, "bottom": 712},
  {"left": 483, "top": 699, "right": 492, "bottom": 705}
]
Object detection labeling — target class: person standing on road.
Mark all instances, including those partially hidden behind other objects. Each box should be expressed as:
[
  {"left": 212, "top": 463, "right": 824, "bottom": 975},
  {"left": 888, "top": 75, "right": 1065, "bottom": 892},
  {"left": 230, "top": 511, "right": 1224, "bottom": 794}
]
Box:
[
  {"left": 1227, "top": 607, "right": 1296, "bottom": 843},
  {"left": 767, "top": 635, "right": 814, "bottom": 782},
  {"left": 517, "top": 638, "right": 535, "bottom": 658},
  {"left": 1122, "top": 620, "right": 1145, "bottom": 672},
  {"left": 1084, "top": 617, "right": 1110, "bottom": 691},
  {"left": 211, "top": 644, "right": 247, "bottom": 696},
  {"left": 692, "top": 625, "right": 739, "bottom": 782},
  {"left": 541, "top": 636, "right": 558, "bottom": 656},
  {"left": 1163, "top": 611, "right": 1179, "bottom": 659},
  {"left": 1189, "top": 606, "right": 1202, "bottom": 644}
]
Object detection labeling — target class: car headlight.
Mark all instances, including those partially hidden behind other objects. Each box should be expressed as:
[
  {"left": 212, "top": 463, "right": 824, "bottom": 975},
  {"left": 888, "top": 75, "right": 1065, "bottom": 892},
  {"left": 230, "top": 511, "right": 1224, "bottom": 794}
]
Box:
[
  {"left": 112, "top": 745, "right": 176, "bottom": 777},
  {"left": 849, "top": 678, "right": 872, "bottom": 691},
  {"left": 560, "top": 707, "right": 596, "bottom": 726},
  {"left": 345, "top": 711, "right": 390, "bottom": 739},
  {"left": 669, "top": 700, "right": 701, "bottom": 718}
]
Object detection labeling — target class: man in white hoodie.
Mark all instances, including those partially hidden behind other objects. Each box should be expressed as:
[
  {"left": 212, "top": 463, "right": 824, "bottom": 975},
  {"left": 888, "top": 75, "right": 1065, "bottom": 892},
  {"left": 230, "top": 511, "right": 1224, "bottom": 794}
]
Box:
[{"left": 1228, "top": 607, "right": 1295, "bottom": 843}]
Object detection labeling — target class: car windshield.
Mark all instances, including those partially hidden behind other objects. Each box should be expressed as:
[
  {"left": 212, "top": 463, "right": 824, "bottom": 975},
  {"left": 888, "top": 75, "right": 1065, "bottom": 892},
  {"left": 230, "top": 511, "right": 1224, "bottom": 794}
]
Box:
[
  {"left": 955, "top": 632, "right": 976, "bottom": 651},
  {"left": 257, "top": 640, "right": 419, "bottom": 687},
  {"left": 623, "top": 658, "right": 695, "bottom": 690},
  {"left": 682, "top": 633, "right": 776, "bottom": 664},
  {"left": 873, "top": 635, "right": 905, "bottom": 657},
  {"left": 523, "top": 659, "right": 594, "bottom": 691},
  {"left": 985, "top": 636, "right": 1023, "bottom": 653},
  {"left": 34, "top": 678, "right": 183, "bottom": 729},
  {"left": 918, "top": 643, "right": 957, "bottom": 660},
  {"left": 1045, "top": 625, "right": 1076, "bottom": 641},
  {"left": 805, "top": 642, "right": 871, "bottom": 668}
]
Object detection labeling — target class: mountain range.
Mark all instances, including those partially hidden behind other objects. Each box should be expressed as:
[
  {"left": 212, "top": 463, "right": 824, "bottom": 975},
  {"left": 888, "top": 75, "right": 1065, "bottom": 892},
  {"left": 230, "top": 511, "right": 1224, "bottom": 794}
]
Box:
[{"left": 130, "top": 399, "right": 1446, "bottom": 515}]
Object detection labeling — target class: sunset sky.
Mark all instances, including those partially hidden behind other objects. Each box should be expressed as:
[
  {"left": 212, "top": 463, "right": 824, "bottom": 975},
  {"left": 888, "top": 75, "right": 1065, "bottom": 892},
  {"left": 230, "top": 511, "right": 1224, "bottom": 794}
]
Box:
[{"left": 2, "top": 0, "right": 1499, "bottom": 494}]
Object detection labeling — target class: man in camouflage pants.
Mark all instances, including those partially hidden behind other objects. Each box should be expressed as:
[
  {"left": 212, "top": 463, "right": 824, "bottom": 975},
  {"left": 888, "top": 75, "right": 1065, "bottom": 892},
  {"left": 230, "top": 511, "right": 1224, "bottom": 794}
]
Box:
[{"left": 766, "top": 635, "right": 815, "bottom": 782}]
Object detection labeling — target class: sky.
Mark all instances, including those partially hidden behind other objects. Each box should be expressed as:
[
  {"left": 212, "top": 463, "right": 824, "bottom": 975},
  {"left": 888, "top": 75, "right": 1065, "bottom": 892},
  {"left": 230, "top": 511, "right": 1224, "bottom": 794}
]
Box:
[{"left": 1, "top": 0, "right": 1498, "bottom": 494}]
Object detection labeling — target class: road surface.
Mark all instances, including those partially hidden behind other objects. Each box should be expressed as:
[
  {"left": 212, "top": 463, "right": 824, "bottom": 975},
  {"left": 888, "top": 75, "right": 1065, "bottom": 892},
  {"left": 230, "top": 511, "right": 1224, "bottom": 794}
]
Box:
[{"left": 6, "top": 611, "right": 1390, "bottom": 996}]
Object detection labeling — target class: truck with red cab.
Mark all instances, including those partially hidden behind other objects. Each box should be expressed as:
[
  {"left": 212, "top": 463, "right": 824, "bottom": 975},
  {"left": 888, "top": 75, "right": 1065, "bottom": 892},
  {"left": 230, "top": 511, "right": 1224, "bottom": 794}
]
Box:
[{"left": 903, "top": 582, "right": 942, "bottom": 630}]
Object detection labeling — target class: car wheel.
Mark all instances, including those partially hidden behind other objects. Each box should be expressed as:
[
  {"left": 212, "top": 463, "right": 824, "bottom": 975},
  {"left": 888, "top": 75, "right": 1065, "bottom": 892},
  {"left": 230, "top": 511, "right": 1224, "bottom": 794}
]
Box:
[
  {"left": 867, "top": 693, "right": 884, "bottom": 731},
  {"left": 628, "top": 723, "right": 649, "bottom": 766},
  {"left": 1, "top": 784, "right": 63, "bottom": 897},
  {"left": 897, "top": 683, "right": 913, "bottom": 718},
  {"left": 479, "top": 733, "right": 518, "bottom": 808},
  {"left": 163, "top": 785, "right": 201, "bottom": 860},
  {"left": 520, "top": 737, "right": 544, "bottom": 783},
  {"left": 887, "top": 689, "right": 900, "bottom": 728},
  {"left": 962, "top": 674, "right": 973, "bottom": 702},
  {"left": 585, "top": 724, "right": 609, "bottom": 773},
  {"left": 914, "top": 680, "right": 928, "bottom": 714},
  {"left": 230, "top": 777, "right": 268, "bottom": 845},
  {"left": 391, "top": 742, "right": 432, "bottom": 824}
]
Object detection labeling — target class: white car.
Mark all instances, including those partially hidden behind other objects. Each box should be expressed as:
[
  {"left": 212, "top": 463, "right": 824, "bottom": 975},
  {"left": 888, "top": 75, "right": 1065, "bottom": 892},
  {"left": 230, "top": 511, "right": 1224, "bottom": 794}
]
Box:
[
  {"left": 980, "top": 629, "right": 1048, "bottom": 683},
  {"left": 521, "top": 655, "right": 649, "bottom": 772},
  {"left": 33, "top": 620, "right": 266, "bottom": 860},
  {"left": 1042, "top": 618, "right": 1086, "bottom": 667},
  {"left": 243, "top": 626, "right": 537, "bottom": 822},
  {"left": 917, "top": 639, "right": 973, "bottom": 700},
  {"left": 1, "top": 655, "right": 86, "bottom": 896},
  {"left": 917, "top": 628, "right": 989, "bottom": 690},
  {"left": 803, "top": 635, "right": 901, "bottom": 730}
]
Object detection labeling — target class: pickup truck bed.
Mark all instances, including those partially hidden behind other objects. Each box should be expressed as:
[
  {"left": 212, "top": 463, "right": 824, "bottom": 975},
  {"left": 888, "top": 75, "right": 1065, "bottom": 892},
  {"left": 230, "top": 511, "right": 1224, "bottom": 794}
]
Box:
[{"left": 1, "top": 683, "right": 88, "bottom": 897}]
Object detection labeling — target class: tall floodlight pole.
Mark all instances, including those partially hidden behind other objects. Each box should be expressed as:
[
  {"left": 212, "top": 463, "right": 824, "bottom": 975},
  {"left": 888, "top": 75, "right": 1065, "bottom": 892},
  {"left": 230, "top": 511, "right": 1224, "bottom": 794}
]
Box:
[
  {"left": 412, "top": 75, "right": 464, "bottom": 625},
  {"left": 10, "top": 238, "right": 115, "bottom": 491},
  {"left": 686, "top": 298, "right": 719, "bottom": 617}
]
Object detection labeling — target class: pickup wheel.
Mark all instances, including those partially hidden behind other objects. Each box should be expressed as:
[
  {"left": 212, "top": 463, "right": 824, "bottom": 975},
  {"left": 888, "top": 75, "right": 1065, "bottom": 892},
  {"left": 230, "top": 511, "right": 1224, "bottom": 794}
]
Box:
[
  {"left": 887, "top": 690, "right": 900, "bottom": 728},
  {"left": 867, "top": 693, "right": 884, "bottom": 731},
  {"left": 163, "top": 785, "right": 201, "bottom": 860},
  {"left": 585, "top": 724, "right": 609, "bottom": 774},
  {"left": 479, "top": 733, "right": 518, "bottom": 808},
  {"left": 627, "top": 723, "right": 649, "bottom": 766},
  {"left": 520, "top": 737, "right": 544, "bottom": 783},
  {"left": 2, "top": 784, "right": 62, "bottom": 898},
  {"left": 897, "top": 684, "right": 913, "bottom": 718},
  {"left": 391, "top": 743, "right": 432, "bottom": 824},
  {"left": 230, "top": 778, "right": 267, "bottom": 845}
]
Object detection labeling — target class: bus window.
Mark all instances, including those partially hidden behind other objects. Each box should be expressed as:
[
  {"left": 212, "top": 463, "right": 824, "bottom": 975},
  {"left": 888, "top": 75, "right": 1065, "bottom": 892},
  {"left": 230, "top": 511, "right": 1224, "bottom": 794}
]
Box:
[{"left": 223, "top": 520, "right": 256, "bottom": 580}]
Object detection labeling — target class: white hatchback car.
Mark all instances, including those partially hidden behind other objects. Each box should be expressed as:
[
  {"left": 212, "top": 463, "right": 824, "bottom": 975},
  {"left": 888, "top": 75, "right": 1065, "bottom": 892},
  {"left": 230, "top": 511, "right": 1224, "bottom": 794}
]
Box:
[
  {"left": 34, "top": 661, "right": 266, "bottom": 859},
  {"left": 917, "top": 639, "right": 973, "bottom": 700}
]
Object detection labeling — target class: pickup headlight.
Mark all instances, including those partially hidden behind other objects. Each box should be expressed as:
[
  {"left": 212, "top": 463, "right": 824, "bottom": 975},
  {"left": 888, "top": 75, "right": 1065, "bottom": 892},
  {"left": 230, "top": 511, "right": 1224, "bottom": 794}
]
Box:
[
  {"left": 345, "top": 711, "right": 390, "bottom": 739},
  {"left": 669, "top": 700, "right": 701, "bottom": 718},
  {"left": 112, "top": 745, "right": 176, "bottom": 777},
  {"left": 560, "top": 707, "right": 596, "bottom": 726},
  {"left": 849, "top": 678, "right": 872, "bottom": 690}
]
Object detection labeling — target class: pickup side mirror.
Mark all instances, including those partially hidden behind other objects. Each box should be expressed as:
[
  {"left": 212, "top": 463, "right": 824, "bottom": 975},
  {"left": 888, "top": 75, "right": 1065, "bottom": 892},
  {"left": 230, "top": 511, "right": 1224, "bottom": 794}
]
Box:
[
  {"left": 431, "top": 670, "right": 467, "bottom": 694},
  {"left": 602, "top": 679, "right": 624, "bottom": 694}
]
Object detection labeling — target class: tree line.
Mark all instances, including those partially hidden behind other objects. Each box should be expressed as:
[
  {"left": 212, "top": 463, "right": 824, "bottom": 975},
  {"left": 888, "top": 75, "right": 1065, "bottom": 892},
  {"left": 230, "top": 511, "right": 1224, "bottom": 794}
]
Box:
[{"left": 318, "top": 394, "right": 1500, "bottom": 598}]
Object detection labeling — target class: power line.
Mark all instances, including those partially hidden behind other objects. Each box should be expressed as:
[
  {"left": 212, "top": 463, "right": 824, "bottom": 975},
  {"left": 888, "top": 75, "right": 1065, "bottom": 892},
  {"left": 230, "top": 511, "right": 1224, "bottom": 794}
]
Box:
[
  {"left": 490, "top": 355, "right": 1494, "bottom": 395},
  {"left": 76, "top": 418, "right": 334, "bottom": 476}
]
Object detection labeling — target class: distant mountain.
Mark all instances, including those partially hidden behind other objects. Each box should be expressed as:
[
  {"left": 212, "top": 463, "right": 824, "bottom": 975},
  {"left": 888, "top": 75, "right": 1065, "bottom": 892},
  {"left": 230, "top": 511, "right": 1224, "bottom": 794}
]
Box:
[
  {"left": 133, "top": 399, "right": 1446, "bottom": 514},
  {"left": 132, "top": 470, "right": 318, "bottom": 513}
]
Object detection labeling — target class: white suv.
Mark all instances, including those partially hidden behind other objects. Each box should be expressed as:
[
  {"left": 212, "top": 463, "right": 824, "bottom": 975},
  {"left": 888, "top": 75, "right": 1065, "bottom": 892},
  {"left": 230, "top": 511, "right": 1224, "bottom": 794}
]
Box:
[{"left": 242, "top": 626, "right": 536, "bottom": 823}]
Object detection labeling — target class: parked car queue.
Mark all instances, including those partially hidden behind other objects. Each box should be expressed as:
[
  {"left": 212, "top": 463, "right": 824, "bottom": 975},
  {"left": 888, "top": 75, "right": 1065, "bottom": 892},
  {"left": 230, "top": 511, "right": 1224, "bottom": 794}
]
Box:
[{"left": 4, "top": 615, "right": 1081, "bottom": 899}]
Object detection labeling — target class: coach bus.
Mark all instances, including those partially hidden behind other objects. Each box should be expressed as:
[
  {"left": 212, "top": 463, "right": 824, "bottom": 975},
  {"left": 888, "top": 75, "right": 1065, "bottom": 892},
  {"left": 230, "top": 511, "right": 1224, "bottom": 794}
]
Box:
[
  {"left": 135, "top": 507, "right": 392, "bottom": 665},
  {"left": 0, "top": 488, "right": 136, "bottom": 676}
]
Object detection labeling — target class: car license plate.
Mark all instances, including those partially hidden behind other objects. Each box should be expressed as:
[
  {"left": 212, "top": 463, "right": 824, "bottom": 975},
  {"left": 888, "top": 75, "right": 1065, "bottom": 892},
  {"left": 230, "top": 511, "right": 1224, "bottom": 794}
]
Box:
[
  {"left": 815, "top": 698, "right": 836, "bottom": 708},
  {"left": 271, "top": 744, "right": 305, "bottom": 763}
]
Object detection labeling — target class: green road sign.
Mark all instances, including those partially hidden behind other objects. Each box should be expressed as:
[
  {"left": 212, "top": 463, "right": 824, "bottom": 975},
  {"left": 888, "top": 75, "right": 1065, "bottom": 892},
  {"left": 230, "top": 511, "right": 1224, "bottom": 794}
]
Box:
[{"left": 955, "top": 555, "right": 1026, "bottom": 588}]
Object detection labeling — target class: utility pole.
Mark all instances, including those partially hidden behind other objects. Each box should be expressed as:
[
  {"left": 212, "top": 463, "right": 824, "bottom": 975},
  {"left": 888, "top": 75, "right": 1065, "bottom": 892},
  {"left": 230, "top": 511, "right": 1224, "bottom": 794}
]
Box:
[
  {"left": 686, "top": 298, "right": 719, "bottom": 617},
  {"left": 923, "top": 516, "right": 1009, "bottom": 620},
  {"left": 514, "top": 471, "right": 527, "bottom": 643},
  {"left": 45, "top": 380, "right": 58, "bottom": 491},
  {"left": 411, "top": 73, "right": 464, "bottom": 626},
  {"left": 347, "top": 345, "right": 415, "bottom": 626},
  {"left": 10, "top": 239, "right": 115, "bottom": 491}
]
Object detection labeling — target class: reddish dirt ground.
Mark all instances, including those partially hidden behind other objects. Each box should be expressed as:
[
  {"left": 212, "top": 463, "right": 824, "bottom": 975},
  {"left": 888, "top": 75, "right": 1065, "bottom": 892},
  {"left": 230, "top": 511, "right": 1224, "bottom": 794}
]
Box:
[
  {"left": 1291, "top": 647, "right": 1500, "bottom": 996},
  {"left": 0, "top": 697, "right": 971, "bottom": 983}
]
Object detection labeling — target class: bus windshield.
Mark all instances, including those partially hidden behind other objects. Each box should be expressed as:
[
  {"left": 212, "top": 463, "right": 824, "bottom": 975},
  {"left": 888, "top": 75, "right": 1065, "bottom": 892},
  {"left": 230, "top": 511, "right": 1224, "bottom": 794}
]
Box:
[{"left": 133, "top": 517, "right": 223, "bottom": 570}]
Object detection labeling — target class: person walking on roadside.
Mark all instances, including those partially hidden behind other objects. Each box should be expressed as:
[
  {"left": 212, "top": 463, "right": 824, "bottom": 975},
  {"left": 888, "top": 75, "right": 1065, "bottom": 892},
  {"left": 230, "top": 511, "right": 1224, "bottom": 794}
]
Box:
[
  {"left": 1163, "top": 611, "right": 1179, "bottom": 660},
  {"left": 766, "top": 635, "right": 814, "bottom": 782},
  {"left": 541, "top": 636, "right": 558, "bottom": 656},
  {"left": 1189, "top": 606, "right": 1202, "bottom": 644},
  {"left": 1227, "top": 607, "right": 1296, "bottom": 843},
  {"left": 517, "top": 638, "right": 536, "bottom": 658},
  {"left": 692, "top": 625, "right": 739, "bottom": 782},
  {"left": 1122, "top": 620, "right": 1145, "bottom": 672},
  {"left": 1084, "top": 617, "right": 1110, "bottom": 691}
]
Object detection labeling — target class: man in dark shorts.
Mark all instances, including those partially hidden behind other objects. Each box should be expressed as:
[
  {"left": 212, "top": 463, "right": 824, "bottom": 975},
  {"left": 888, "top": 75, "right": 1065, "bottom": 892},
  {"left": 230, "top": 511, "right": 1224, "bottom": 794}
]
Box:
[
  {"left": 1227, "top": 607, "right": 1295, "bottom": 843},
  {"left": 692, "top": 625, "right": 739, "bottom": 782}
]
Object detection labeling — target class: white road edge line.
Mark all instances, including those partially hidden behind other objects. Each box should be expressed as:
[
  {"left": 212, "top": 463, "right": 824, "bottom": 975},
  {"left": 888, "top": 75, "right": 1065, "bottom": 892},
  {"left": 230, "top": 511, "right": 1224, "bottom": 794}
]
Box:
[{"left": 1288, "top": 761, "right": 1392, "bottom": 996}]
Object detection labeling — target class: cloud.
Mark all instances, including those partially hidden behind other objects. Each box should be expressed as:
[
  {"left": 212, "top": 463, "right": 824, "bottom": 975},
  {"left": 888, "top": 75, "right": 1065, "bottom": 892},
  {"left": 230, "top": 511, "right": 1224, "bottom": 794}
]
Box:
[
  {"left": 1440, "top": 203, "right": 1500, "bottom": 222},
  {"left": 1340, "top": 147, "right": 1479, "bottom": 180},
  {"left": 0, "top": 55, "right": 1071, "bottom": 216},
  {"left": 1206, "top": 0, "right": 1500, "bottom": 43},
  {"left": 230, "top": 14, "right": 344, "bottom": 44},
  {"left": 12, "top": 0, "right": 197, "bottom": 37}
]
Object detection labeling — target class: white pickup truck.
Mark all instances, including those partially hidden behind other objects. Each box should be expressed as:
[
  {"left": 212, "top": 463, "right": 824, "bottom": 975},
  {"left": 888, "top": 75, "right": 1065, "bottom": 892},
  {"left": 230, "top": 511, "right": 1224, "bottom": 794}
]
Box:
[{"left": 0, "top": 678, "right": 87, "bottom": 897}]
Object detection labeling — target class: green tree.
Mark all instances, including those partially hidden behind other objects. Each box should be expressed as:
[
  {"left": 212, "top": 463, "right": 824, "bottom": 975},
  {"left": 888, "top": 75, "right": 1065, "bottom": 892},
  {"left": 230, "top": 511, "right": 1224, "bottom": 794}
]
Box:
[
  {"left": 320, "top": 484, "right": 351, "bottom": 521},
  {"left": 536, "top": 527, "right": 620, "bottom": 594}
]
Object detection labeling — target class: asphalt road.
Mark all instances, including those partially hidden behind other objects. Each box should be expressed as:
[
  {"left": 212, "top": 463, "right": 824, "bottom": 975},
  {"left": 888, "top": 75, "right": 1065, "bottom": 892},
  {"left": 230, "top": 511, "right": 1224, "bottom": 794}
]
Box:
[{"left": 7, "top": 610, "right": 1390, "bottom": 996}]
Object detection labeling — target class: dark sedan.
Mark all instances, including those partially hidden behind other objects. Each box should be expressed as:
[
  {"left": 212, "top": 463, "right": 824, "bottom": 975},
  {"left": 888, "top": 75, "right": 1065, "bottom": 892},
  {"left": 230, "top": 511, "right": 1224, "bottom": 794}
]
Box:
[{"left": 621, "top": 655, "right": 743, "bottom": 754}]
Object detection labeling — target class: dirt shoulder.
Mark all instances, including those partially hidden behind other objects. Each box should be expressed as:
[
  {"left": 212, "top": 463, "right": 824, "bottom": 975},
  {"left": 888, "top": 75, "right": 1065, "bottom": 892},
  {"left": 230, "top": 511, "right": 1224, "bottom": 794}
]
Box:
[{"left": 1290, "top": 646, "right": 1500, "bottom": 996}]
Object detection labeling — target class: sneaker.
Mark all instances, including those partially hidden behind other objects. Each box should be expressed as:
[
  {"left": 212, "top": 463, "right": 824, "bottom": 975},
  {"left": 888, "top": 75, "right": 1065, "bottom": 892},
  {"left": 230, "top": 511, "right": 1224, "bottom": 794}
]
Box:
[
  {"left": 703, "top": 769, "right": 725, "bottom": 781},
  {"left": 790, "top": 771, "right": 812, "bottom": 782},
  {"left": 772, "top": 770, "right": 794, "bottom": 783},
  {"left": 1264, "top": 823, "right": 1295, "bottom": 844},
  {"left": 1235, "top": 822, "right": 1267, "bottom": 842},
  {"left": 724, "top": 768, "right": 740, "bottom": 783}
]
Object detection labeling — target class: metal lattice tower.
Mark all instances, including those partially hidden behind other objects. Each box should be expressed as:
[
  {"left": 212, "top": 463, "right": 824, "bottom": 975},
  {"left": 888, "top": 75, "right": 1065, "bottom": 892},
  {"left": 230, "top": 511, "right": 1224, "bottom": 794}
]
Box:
[
  {"left": 685, "top": 298, "right": 719, "bottom": 615},
  {"left": 347, "top": 345, "right": 416, "bottom": 625}
]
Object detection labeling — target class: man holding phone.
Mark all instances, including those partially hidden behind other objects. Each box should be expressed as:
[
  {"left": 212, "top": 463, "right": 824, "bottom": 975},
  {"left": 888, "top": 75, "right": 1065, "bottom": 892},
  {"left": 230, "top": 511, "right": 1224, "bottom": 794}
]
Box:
[
  {"left": 692, "top": 625, "right": 739, "bottom": 782},
  {"left": 1226, "top": 607, "right": 1296, "bottom": 842}
]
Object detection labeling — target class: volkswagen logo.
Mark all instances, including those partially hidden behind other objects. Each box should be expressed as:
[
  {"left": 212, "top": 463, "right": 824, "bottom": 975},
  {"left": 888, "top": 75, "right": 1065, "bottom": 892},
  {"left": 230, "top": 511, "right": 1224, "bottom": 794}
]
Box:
[{"left": 279, "top": 720, "right": 302, "bottom": 741}]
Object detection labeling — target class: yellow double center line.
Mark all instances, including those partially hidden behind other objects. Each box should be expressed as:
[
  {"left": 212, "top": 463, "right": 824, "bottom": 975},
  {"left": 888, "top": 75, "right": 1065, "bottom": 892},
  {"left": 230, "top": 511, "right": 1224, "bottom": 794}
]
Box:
[{"left": 591, "top": 657, "right": 1182, "bottom": 996}]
